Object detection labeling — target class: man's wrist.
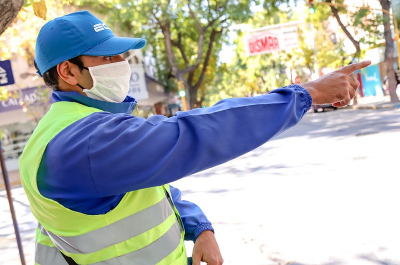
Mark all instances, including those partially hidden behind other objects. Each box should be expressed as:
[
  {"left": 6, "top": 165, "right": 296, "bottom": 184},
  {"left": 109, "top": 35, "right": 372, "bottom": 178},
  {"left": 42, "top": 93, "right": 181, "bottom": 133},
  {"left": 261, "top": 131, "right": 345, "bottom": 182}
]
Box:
[
  {"left": 193, "top": 222, "right": 214, "bottom": 242},
  {"left": 300, "top": 81, "right": 317, "bottom": 105}
]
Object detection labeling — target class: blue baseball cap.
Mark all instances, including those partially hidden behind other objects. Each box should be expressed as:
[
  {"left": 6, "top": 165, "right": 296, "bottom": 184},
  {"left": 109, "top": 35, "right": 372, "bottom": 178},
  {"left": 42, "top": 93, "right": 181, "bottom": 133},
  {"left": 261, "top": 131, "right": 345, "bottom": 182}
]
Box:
[{"left": 35, "top": 10, "right": 146, "bottom": 76}]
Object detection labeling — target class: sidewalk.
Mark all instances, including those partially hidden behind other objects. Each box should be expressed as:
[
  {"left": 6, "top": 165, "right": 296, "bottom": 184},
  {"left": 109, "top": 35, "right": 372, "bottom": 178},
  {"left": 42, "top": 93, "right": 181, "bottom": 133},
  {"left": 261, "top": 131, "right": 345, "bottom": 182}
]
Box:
[
  {"left": 0, "top": 186, "right": 36, "bottom": 265},
  {"left": 346, "top": 95, "right": 400, "bottom": 110},
  {"left": 0, "top": 170, "right": 22, "bottom": 190}
]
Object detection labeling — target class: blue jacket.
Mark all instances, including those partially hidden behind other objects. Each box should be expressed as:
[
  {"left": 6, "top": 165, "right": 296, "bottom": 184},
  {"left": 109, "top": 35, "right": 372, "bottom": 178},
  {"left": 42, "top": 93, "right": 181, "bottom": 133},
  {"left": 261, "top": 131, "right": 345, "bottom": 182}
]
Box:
[{"left": 37, "top": 84, "right": 311, "bottom": 242}]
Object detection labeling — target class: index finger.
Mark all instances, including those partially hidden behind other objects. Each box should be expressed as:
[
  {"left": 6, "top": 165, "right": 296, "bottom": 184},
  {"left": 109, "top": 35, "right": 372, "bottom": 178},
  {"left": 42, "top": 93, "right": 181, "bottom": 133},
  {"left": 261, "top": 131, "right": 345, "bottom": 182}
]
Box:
[{"left": 338, "top": 60, "right": 371, "bottom": 75}]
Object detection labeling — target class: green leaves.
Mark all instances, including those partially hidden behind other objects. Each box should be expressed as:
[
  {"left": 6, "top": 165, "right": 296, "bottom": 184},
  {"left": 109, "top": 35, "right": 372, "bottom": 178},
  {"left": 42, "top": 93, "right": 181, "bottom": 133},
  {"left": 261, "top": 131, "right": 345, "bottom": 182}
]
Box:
[
  {"left": 23, "top": 0, "right": 35, "bottom": 7},
  {"left": 77, "top": 0, "right": 258, "bottom": 108},
  {"left": 353, "top": 9, "right": 369, "bottom": 27}
]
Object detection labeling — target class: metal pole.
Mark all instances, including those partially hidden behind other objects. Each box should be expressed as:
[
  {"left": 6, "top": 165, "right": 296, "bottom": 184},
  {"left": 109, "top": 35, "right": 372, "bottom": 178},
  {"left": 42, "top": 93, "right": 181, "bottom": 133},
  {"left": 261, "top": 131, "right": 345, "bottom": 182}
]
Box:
[
  {"left": 0, "top": 140, "right": 26, "bottom": 265},
  {"left": 309, "top": 22, "right": 319, "bottom": 79},
  {"left": 178, "top": 81, "right": 188, "bottom": 111}
]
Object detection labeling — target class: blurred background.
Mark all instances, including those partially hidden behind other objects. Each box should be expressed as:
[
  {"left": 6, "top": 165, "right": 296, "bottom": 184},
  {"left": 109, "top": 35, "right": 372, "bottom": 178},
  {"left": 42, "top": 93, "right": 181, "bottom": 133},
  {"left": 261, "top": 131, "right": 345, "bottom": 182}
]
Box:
[{"left": 1, "top": 0, "right": 400, "bottom": 264}]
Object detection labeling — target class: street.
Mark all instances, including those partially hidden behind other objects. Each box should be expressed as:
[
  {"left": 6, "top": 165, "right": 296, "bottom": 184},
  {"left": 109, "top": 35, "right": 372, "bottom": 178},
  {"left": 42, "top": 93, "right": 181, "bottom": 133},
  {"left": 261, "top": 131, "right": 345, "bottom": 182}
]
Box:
[
  {"left": 176, "top": 107, "right": 400, "bottom": 265},
  {"left": 1, "top": 107, "right": 400, "bottom": 265}
]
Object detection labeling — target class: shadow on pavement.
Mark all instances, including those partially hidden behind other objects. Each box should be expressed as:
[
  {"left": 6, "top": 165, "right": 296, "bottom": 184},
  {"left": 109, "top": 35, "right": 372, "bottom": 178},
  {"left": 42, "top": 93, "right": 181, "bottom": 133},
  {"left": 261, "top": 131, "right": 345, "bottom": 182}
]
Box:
[
  {"left": 357, "top": 253, "right": 395, "bottom": 265},
  {"left": 274, "top": 109, "right": 400, "bottom": 141},
  {"left": 181, "top": 188, "right": 243, "bottom": 195}
]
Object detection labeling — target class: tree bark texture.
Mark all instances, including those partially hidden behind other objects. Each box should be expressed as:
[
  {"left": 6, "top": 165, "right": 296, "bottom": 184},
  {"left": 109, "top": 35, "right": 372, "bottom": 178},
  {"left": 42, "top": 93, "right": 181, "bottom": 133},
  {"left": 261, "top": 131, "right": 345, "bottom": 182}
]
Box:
[
  {"left": 380, "top": 0, "right": 399, "bottom": 103},
  {"left": 188, "top": 29, "right": 220, "bottom": 108},
  {"left": 325, "top": 0, "right": 361, "bottom": 104},
  {"left": 326, "top": 0, "right": 361, "bottom": 57},
  {"left": 0, "top": 0, "right": 24, "bottom": 36},
  {"left": 161, "top": 12, "right": 222, "bottom": 109}
]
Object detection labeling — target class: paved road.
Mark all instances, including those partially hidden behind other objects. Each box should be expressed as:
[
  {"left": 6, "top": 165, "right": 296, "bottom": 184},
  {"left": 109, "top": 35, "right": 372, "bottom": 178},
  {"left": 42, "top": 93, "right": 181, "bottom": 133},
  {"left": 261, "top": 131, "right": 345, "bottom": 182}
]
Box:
[
  {"left": 175, "top": 108, "right": 400, "bottom": 265},
  {"left": 1, "top": 108, "right": 400, "bottom": 264}
]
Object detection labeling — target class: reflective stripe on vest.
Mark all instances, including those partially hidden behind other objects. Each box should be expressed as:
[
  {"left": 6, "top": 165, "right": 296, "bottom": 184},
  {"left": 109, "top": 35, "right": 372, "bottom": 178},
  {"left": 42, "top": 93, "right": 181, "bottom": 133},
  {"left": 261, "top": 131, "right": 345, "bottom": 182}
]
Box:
[
  {"left": 35, "top": 242, "right": 69, "bottom": 265},
  {"left": 20, "top": 102, "right": 187, "bottom": 264},
  {"left": 92, "top": 222, "right": 182, "bottom": 265},
  {"left": 40, "top": 197, "right": 174, "bottom": 254},
  {"left": 37, "top": 221, "right": 182, "bottom": 265}
]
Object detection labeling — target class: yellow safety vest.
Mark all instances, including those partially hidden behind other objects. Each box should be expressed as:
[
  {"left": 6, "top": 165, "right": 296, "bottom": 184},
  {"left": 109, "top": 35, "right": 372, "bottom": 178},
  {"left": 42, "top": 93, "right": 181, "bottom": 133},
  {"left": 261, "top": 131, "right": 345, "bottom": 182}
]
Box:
[{"left": 20, "top": 101, "right": 187, "bottom": 265}]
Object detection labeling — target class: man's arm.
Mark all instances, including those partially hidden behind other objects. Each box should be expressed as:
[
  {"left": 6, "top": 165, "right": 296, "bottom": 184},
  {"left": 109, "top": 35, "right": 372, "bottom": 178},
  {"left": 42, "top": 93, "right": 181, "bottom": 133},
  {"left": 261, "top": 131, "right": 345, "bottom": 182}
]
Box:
[
  {"left": 87, "top": 85, "right": 312, "bottom": 196},
  {"left": 170, "top": 186, "right": 223, "bottom": 265},
  {"left": 170, "top": 185, "right": 214, "bottom": 242},
  {"left": 39, "top": 84, "right": 311, "bottom": 200},
  {"left": 43, "top": 61, "right": 370, "bottom": 198}
]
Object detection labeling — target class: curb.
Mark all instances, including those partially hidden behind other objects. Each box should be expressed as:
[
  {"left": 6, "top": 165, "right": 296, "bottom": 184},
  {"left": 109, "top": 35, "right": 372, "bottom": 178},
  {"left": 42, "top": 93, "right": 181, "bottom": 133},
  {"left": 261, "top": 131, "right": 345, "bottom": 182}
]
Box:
[{"left": 346, "top": 102, "right": 400, "bottom": 110}]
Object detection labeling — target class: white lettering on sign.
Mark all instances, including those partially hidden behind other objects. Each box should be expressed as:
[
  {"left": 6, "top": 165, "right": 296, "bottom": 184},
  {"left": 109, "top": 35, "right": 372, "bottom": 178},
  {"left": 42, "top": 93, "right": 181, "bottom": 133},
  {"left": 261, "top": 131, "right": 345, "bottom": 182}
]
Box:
[
  {"left": 0, "top": 67, "right": 8, "bottom": 84},
  {"left": 365, "top": 72, "right": 378, "bottom": 82},
  {"left": 245, "top": 25, "right": 299, "bottom": 57},
  {"left": 0, "top": 93, "right": 39, "bottom": 108},
  {"left": 129, "top": 64, "right": 149, "bottom": 100},
  {"left": 248, "top": 34, "right": 280, "bottom": 54},
  {"left": 1, "top": 97, "right": 19, "bottom": 108}
]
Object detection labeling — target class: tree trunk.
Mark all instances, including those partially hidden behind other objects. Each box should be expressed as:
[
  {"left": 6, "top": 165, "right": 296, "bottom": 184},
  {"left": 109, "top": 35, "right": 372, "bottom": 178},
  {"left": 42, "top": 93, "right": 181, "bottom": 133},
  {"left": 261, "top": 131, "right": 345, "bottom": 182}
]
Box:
[
  {"left": 386, "top": 57, "right": 398, "bottom": 102},
  {"left": 0, "top": 0, "right": 24, "bottom": 36},
  {"left": 188, "top": 84, "right": 197, "bottom": 108},
  {"left": 380, "top": 0, "right": 399, "bottom": 103}
]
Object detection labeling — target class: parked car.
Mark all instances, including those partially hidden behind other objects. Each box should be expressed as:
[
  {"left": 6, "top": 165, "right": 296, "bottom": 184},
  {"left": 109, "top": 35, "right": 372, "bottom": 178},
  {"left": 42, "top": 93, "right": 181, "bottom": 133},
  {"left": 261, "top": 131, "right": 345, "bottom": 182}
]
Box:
[{"left": 312, "top": 104, "right": 337, "bottom": 113}]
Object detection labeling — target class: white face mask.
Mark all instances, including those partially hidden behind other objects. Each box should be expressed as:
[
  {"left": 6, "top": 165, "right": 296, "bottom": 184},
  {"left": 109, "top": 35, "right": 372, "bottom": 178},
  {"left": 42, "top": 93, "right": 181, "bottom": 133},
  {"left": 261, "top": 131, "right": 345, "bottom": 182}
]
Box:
[{"left": 82, "top": 60, "right": 131, "bottom": 103}]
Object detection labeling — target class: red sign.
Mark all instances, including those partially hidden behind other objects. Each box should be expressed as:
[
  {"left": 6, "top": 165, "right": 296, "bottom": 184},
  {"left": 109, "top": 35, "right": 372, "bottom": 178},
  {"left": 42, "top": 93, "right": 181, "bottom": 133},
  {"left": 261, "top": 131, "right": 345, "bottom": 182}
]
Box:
[
  {"left": 246, "top": 32, "right": 280, "bottom": 56},
  {"left": 247, "top": 33, "right": 280, "bottom": 55},
  {"left": 244, "top": 23, "right": 300, "bottom": 57}
]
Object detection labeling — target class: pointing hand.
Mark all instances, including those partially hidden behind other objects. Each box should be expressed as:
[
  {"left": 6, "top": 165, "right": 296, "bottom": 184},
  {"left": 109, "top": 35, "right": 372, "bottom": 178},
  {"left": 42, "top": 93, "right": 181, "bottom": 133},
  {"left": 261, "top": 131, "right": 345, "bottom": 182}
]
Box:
[{"left": 301, "top": 60, "right": 371, "bottom": 107}]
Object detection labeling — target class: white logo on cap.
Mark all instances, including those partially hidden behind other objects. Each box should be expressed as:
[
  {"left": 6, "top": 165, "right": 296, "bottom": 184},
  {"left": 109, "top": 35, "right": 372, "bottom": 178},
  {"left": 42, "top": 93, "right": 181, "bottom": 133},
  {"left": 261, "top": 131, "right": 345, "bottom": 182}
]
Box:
[{"left": 93, "top": 23, "right": 110, "bottom": 32}]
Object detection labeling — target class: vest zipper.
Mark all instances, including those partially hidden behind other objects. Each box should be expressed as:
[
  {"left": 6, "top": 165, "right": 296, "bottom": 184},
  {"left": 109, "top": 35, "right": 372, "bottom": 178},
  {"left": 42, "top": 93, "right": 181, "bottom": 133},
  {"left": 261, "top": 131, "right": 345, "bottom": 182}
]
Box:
[{"left": 163, "top": 188, "right": 185, "bottom": 234}]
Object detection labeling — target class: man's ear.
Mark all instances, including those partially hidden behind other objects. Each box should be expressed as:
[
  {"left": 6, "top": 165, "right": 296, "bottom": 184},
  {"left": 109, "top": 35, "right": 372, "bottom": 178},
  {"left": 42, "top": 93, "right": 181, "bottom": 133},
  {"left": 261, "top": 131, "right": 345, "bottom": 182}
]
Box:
[{"left": 57, "top": 61, "right": 80, "bottom": 86}]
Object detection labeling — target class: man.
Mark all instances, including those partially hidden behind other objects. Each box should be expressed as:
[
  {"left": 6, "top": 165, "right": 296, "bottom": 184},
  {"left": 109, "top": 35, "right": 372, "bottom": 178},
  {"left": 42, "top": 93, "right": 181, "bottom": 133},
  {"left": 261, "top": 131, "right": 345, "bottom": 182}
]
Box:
[{"left": 19, "top": 10, "right": 370, "bottom": 265}]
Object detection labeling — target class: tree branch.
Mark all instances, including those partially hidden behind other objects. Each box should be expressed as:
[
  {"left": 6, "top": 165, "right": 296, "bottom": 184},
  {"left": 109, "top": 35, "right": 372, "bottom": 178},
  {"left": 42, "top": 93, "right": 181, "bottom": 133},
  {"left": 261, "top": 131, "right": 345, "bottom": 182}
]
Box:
[
  {"left": 188, "top": 0, "right": 203, "bottom": 33},
  {"left": 197, "top": 87, "right": 206, "bottom": 106},
  {"left": 326, "top": 0, "right": 360, "bottom": 55},
  {"left": 150, "top": 6, "right": 162, "bottom": 26},
  {"left": 205, "top": 17, "right": 219, "bottom": 31},
  {"left": 207, "top": 0, "right": 212, "bottom": 20},
  {"left": 193, "top": 29, "right": 221, "bottom": 90},
  {"left": 188, "top": 70, "right": 195, "bottom": 86},
  {"left": 161, "top": 21, "right": 181, "bottom": 79},
  {"left": 171, "top": 32, "right": 189, "bottom": 66},
  {"left": 187, "top": 0, "right": 205, "bottom": 69}
]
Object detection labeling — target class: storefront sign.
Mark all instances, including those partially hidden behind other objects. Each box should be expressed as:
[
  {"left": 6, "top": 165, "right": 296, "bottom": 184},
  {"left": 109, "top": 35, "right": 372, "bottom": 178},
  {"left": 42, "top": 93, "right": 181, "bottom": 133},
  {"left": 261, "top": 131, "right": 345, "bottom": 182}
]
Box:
[
  {"left": 244, "top": 22, "right": 300, "bottom": 57},
  {"left": 0, "top": 86, "right": 49, "bottom": 112},
  {"left": 0, "top": 60, "right": 15, "bottom": 86},
  {"left": 360, "top": 64, "right": 383, "bottom": 97},
  {"left": 129, "top": 64, "right": 149, "bottom": 100},
  {"left": 245, "top": 32, "right": 281, "bottom": 55}
]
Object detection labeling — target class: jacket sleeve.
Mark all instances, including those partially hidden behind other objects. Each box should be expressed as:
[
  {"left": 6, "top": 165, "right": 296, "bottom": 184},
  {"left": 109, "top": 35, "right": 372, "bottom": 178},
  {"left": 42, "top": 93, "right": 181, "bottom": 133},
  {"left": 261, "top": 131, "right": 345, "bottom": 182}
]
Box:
[
  {"left": 51, "top": 85, "right": 311, "bottom": 197},
  {"left": 170, "top": 185, "right": 214, "bottom": 242}
]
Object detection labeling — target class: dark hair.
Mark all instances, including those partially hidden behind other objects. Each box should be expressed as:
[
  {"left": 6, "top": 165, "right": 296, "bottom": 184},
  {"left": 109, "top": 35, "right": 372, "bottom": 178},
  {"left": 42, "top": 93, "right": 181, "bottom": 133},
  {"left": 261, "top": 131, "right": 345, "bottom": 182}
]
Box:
[{"left": 34, "top": 56, "right": 84, "bottom": 91}]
